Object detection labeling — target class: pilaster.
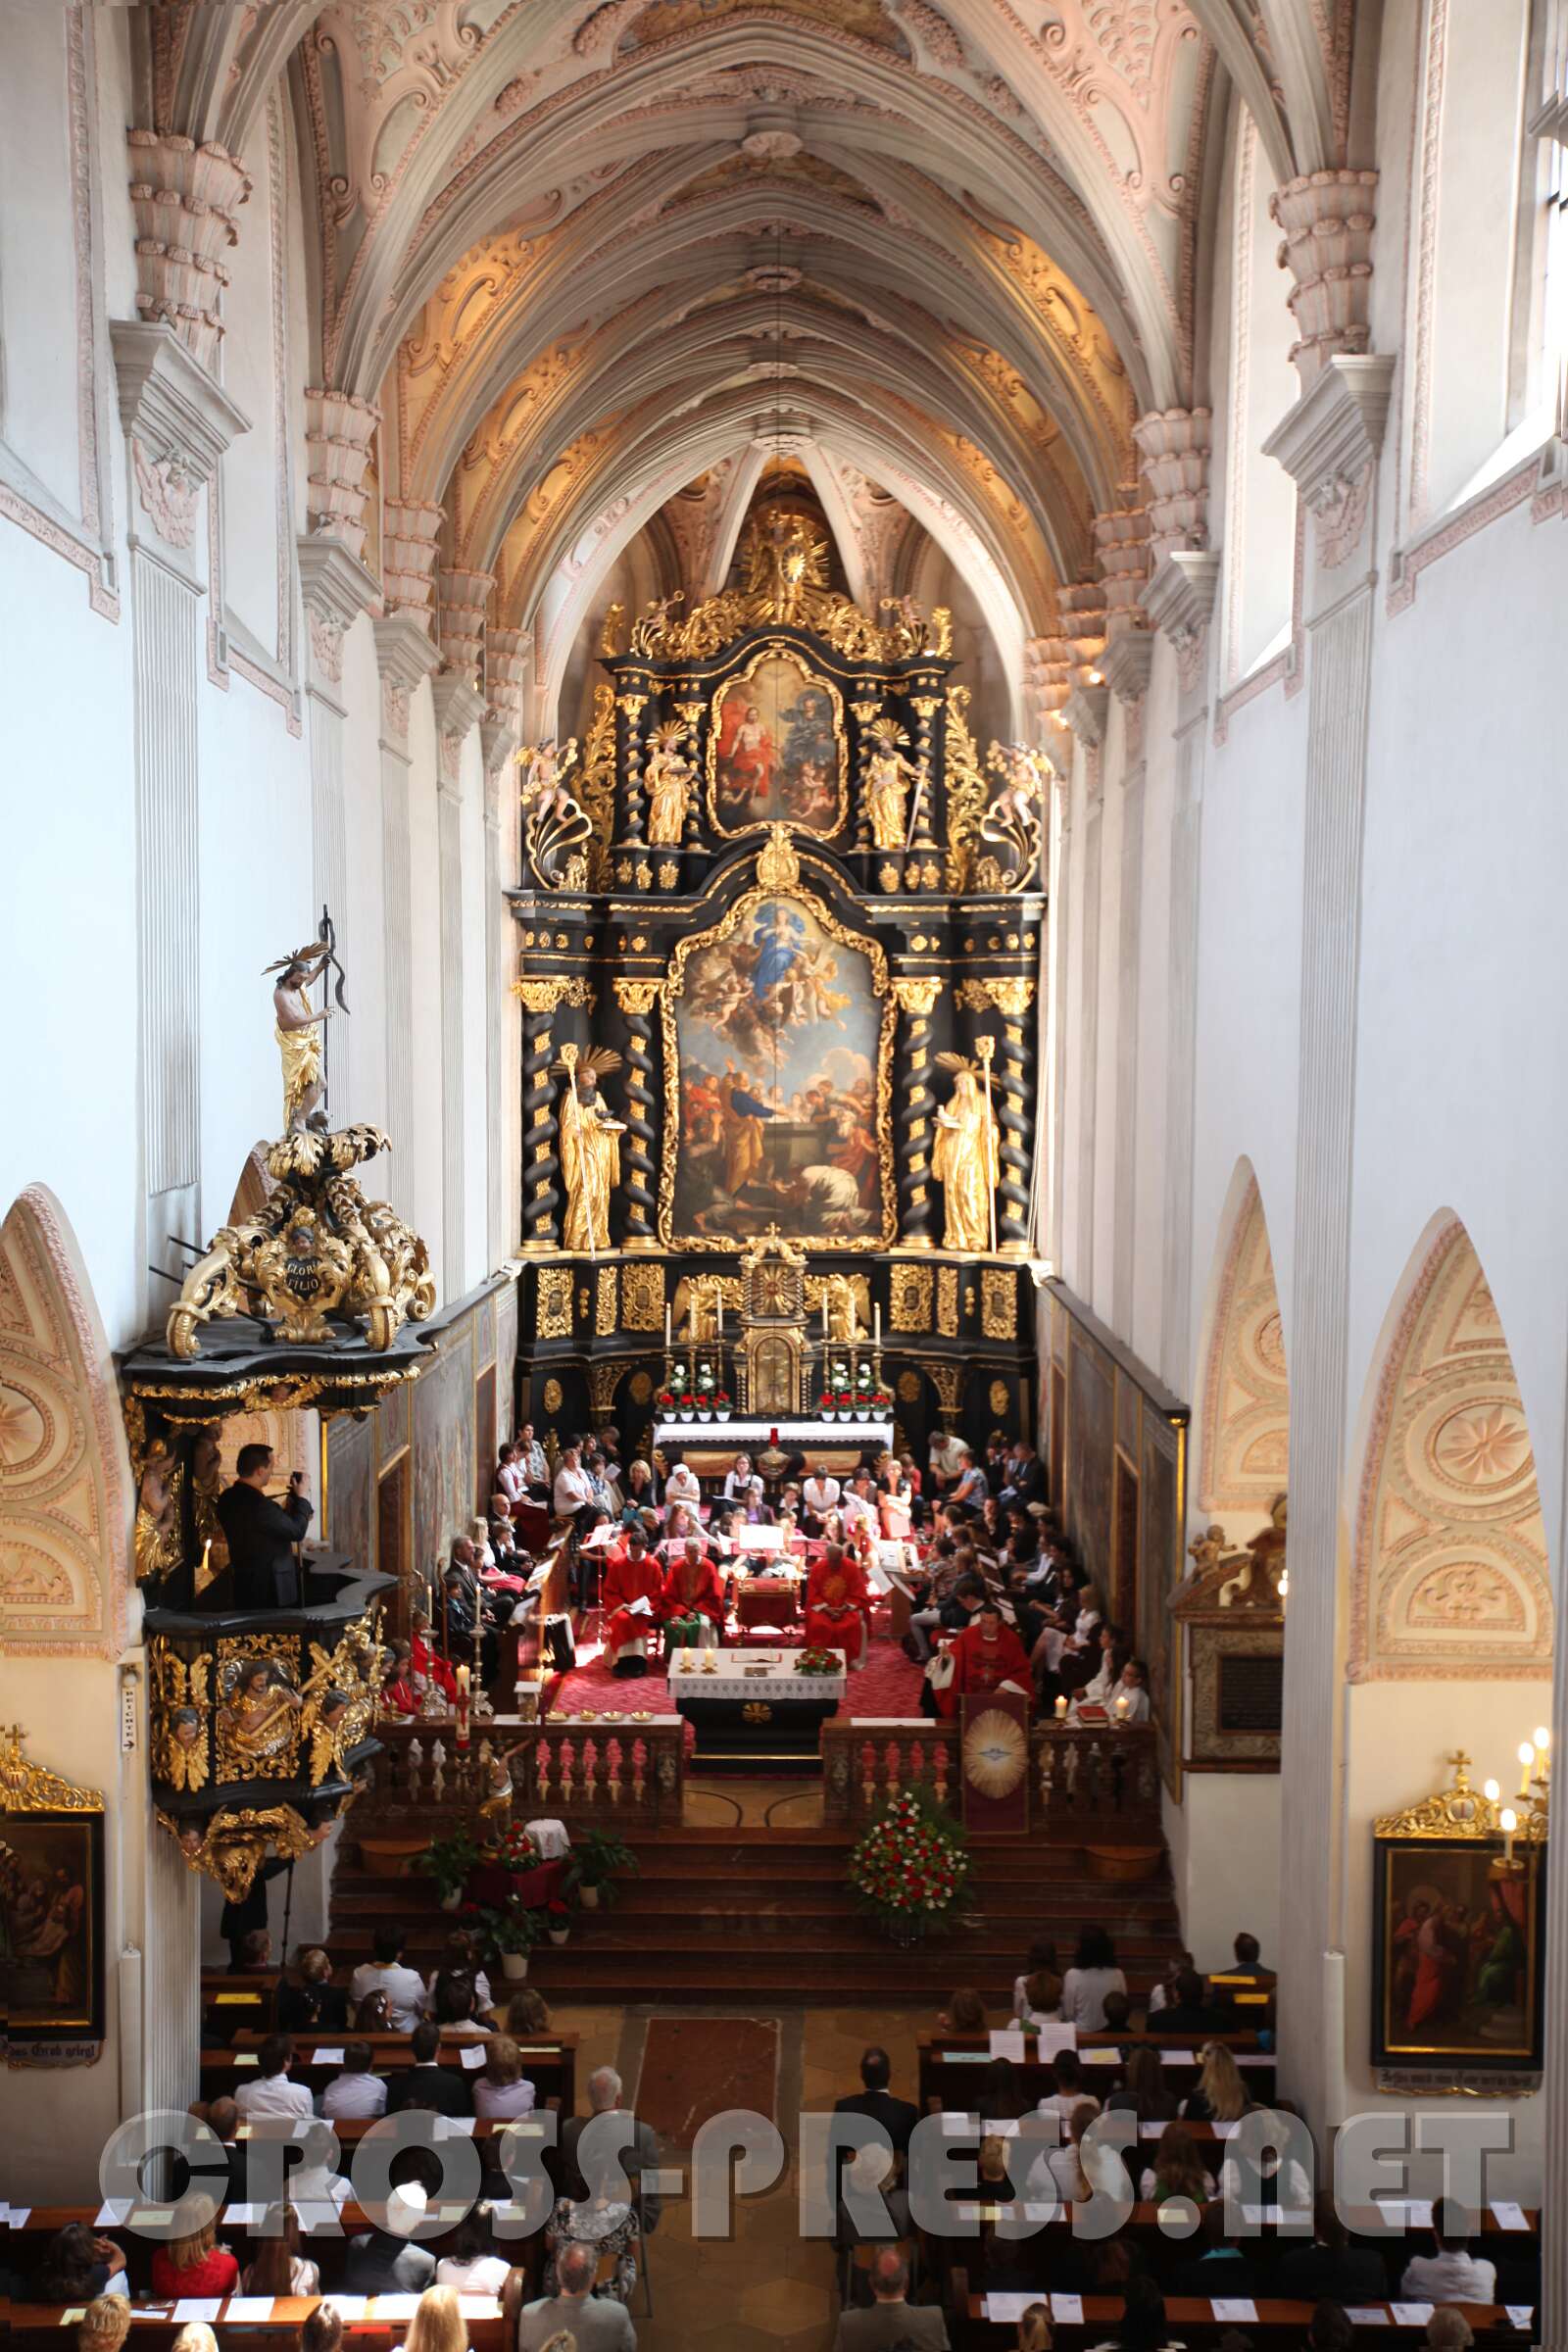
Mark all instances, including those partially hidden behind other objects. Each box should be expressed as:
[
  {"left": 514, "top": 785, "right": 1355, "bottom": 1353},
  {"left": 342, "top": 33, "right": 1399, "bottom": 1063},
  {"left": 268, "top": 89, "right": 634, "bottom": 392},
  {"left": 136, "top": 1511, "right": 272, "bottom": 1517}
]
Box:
[
  {"left": 303, "top": 387, "right": 379, "bottom": 562},
  {"left": 373, "top": 618, "right": 441, "bottom": 1231},
  {"left": 113, "top": 320, "right": 249, "bottom": 1317},
  {"left": 381, "top": 499, "right": 443, "bottom": 622},
  {"left": 125, "top": 131, "right": 249, "bottom": 375}
]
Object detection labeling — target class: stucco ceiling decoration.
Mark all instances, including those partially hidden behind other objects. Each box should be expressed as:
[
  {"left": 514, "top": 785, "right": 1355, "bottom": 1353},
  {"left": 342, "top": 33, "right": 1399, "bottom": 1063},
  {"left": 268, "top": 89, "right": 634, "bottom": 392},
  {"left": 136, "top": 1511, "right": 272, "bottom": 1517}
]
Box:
[
  {"left": 1350, "top": 1222, "right": 1553, "bottom": 1683},
  {"left": 1198, "top": 1170, "right": 1290, "bottom": 1516}
]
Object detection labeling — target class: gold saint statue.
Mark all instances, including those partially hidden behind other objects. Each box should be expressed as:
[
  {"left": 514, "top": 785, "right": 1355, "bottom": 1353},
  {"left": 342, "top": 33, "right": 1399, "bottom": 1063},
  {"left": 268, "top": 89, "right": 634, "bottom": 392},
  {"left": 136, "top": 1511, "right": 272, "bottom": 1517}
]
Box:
[
  {"left": 557, "top": 1045, "right": 625, "bottom": 1252},
  {"left": 863, "top": 721, "right": 920, "bottom": 852},
  {"left": 645, "top": 721, "right": 695, "bottom": 846},
  {"left": 931, "top": 1056, "right": 1001, "bottom": 1253}
]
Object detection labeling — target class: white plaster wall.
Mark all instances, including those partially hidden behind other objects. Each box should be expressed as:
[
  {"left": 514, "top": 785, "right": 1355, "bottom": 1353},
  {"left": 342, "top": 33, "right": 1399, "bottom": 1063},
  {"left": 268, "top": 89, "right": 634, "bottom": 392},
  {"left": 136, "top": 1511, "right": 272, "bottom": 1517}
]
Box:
[
  {"left": 1163, "top": 1771, "right": 1282, "bottom": 1981},
  {"left": 460, "top": 728, "right": 491, "bottom": 1295},
  {"left": 407, "top": 691, "right": 447, "bottom": 1286}
]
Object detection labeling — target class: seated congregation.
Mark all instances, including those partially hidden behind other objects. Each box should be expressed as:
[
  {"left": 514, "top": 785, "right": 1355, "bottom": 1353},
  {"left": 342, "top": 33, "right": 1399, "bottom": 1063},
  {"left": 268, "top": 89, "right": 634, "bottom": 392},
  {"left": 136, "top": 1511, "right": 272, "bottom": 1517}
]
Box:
[
  {"left": 13, "top": 1918, "right": 1535, "bottom": 2352},
  {"left": 376, "top": 1418, "right": 1151, "bottom": 1729}
]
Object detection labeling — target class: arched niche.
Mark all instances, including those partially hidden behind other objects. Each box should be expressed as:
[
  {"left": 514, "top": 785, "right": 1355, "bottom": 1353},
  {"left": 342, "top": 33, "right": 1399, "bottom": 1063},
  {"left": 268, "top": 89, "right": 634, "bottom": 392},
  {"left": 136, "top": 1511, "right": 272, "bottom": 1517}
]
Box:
[
  {"left": 1348, "top": 1215, "right": 1553, "bottom": 1682},
  {"left": 1195, "top": 1160, "right": 1290, "bottom": 1528},
  {"left": 0, "top": 1184, "right": 133, "bottom": 1654}
]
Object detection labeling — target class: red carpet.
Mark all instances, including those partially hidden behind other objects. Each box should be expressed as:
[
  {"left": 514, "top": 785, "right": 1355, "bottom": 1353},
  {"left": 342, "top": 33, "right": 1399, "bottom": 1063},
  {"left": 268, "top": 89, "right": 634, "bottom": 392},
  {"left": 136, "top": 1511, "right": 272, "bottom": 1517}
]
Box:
[
  {"left": 635, "top": 2015, "right": 780, "bottom": 2141},
  {"left": 548, "top": 1629, "right": 925, "bottom": 1725}
]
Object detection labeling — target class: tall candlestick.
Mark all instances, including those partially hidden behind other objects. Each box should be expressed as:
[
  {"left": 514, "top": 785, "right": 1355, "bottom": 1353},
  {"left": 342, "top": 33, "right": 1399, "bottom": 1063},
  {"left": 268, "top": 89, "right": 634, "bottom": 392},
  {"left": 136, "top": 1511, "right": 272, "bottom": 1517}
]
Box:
[
  {"left": 717, "top": 1295, "right": 723, "bottom": 1341},
  {"left": 874, "top": 1300, "right": 881, "bottom": 1348},
  {"left": 822, "top": 1294, "right": 828, "bottom": 1342},
  {"left": 664, "top": 1303, "right": 672, "bottom": 1351}
]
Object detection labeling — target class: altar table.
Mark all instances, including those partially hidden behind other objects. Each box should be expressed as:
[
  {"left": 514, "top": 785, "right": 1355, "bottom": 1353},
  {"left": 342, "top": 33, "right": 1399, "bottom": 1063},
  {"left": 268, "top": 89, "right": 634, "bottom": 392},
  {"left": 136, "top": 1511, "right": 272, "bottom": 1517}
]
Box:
[{"left": 669, "top": 1643, "right": 846, "bottom": 1757}]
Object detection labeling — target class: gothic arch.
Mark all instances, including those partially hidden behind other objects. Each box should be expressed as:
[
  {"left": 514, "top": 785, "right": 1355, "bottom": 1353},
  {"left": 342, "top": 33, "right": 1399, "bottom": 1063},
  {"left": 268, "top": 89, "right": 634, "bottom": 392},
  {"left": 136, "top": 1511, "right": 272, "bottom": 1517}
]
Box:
[
  {"left": 0, "top": 1185, "right": 134, "bottom": 1656},
  {"left": 1348, "top": 1214, "right": 1553, "bottom": 1682},
  {"left": 1195, "top": 1160, "right": 1290, "bottom": 1518}
]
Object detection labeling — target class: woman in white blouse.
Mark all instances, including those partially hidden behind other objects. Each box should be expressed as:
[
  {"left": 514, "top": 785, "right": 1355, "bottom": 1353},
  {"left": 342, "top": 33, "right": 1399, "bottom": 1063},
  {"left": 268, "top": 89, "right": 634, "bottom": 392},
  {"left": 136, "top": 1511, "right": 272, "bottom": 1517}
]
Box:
[
  {"left": 472, "top": 2034, "right": 537, "bottom": 2120},
  {"left": 1059, "top": 1926, "right": 1128, "bottom": 2032},
  {"left": 721, "top": 1452, "right": 754, "bottom": 1500}
]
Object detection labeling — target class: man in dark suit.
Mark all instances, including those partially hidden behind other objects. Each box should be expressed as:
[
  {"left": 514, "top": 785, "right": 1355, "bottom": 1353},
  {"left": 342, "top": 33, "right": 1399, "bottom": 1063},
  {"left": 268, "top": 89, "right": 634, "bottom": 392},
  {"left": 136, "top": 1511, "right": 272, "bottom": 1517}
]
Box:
[
  {"left": 1155, "top": 1968, "right": 1225, "bottom": 2035},
  {"left": 216, "top": 1444, "right": 314, "bottom": 1608},
  {"left": 1277, "top": 2195, "right": 1390, "bottom": 2304},
  {"left": 833, "top": 2047, "right": 920, "bottom": 2163},
  {"left": 832, "top": 2251, "right": 949, "bottom": 2350},
  {"left": 385, "top": 2020, "right": 471, "bottom": 2117}
]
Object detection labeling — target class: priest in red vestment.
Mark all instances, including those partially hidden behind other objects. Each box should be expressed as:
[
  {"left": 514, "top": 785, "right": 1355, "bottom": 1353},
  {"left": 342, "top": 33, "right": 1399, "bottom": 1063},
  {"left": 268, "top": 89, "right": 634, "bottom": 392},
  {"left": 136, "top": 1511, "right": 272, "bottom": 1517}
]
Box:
[
  {"left": 602, "top": 1533, "right": 665, "bottom": 1675},
  {"left": 804, "top": 1542, "right": 871, "bottom": 1666},
  {"left": 932, "top": 1597, "right": 1032, "bottom": 1720},
  {"left": 662, "top": 1538, "right": 727, "bottom": 1653}
]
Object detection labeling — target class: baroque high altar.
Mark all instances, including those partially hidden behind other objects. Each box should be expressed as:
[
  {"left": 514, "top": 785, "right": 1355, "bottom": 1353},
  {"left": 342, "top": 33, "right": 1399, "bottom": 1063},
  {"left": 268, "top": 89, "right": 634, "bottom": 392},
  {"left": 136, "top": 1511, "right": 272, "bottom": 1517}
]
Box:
[{"left": 511, "top": 506, "right": 1047, "bottom": 1459}]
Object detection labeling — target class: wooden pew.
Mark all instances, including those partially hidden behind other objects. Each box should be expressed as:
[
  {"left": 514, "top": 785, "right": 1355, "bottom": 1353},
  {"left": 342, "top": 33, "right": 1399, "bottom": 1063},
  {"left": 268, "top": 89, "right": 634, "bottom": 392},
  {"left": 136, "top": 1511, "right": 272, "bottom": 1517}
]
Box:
[
  {"left": 207, "top": 2032, "right": 577, "bottom": 2115},
  {"left": 916, "top": 2030, "right": 1276, "bottom": 2116},
  {"left": 12, "top": 2302, "right": 514, "bottom": 2349},
  {"left": 953, "top": 2289, "right": 1527, "bottom": 2349}
]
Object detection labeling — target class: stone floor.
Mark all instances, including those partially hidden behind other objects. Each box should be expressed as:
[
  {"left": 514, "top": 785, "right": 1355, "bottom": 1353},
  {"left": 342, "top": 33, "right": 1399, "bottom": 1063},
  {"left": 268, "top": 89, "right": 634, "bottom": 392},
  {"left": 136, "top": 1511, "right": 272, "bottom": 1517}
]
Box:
[{"left": 542, "top": 2000, "right": 929, "bottom": 2352}]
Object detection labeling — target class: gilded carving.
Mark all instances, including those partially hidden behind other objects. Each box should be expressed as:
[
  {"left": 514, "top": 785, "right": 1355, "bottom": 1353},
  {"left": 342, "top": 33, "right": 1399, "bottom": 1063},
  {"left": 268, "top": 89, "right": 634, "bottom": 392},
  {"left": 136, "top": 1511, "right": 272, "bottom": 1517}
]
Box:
[
  {"left": 596, "top": 1264, "right": 618, "bottom": 1336},
  {"left": 160, "top": 1801, "right": 329, "bottom": 1902},
  {"left": 0, "top": 1726, "right": 104, "bottom": 1814},
  {"left": 938, "top": 1266, "right": 959, "bottom": 1335},
  {"left": 943, "top": 685, "right": 988, "bottom": 891},
  {"left": 623, "top": 509, "right": 946, "bottom": 665},
  {"left": 537, "top": 1266, "right": 573, "bottom": 1338},
  {"left": 620, "top": 1261, "right": 665, "bottom": 1331},
  {"left": 577, "top": 684, "right": 617, "bottom": 889},
  {"left": 892, "top": 976, "right": 942, "bottom": 1018},
  {"left": 889, "top": 1264, "right": 933, "bottom": 1332},
  {"left": 989, "top": 1378, "right": 1010, "bottom": 1417},
  {"left": 542, "top": 1376, "right": 564, "bottom": 1413},
  {"left": 612, "top": 979, "right": 662, "bottom": 1016},
  {"left": 519, "top": 738, "right": 592, "bottom": 891},
  {"left": 981, "top": 1268, "right": 1017, "bottom": 1340},
  {"left": 896, "top": 1369, "right": 922, "bottom": 1403}
]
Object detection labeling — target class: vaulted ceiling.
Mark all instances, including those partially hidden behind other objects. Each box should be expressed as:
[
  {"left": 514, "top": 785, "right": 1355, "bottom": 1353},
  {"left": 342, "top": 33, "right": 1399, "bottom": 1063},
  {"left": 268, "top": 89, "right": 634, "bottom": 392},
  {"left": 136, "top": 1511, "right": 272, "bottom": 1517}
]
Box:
[{"left": 147, "top": 1, "right": 1353, "bottom": 680}]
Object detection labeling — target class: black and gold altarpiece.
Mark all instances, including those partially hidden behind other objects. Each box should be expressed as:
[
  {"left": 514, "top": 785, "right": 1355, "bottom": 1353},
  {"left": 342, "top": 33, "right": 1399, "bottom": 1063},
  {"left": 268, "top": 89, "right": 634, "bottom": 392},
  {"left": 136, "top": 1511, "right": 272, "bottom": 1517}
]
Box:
[{"left": 510, "top": 511, "right": 1048, "bottom": 1463}]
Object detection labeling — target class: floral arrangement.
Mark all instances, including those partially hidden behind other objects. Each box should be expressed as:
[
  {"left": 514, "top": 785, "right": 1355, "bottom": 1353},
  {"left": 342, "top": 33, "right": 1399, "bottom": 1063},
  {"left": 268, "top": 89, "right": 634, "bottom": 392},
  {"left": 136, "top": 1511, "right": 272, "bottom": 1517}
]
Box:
[
  {"left": 492, "top": 1821, "right": 542, "bottom": 1872},
  {"left": 794, "top": 1646, "right": 843, "bottom": 1676},
  {"left": 847, "top": 1788, "right": 970, "bottom": 1942}
]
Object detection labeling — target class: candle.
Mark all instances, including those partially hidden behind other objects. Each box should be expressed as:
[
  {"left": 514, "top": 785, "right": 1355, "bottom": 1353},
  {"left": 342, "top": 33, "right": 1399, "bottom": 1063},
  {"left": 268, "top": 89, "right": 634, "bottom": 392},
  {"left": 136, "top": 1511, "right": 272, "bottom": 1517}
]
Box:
[
  {"left": 717, "top": 1295, "right": 724, "bottom": 1341},
  {"left": 1114, "top": 1693, "right": 1130, "bottom": 1721},
  {"left": 874, "top": 1300, "right": 882, "bottom": 1348},
  {"left": 1054, "top": 1694, "right": 1068, "bottom": 1721},
  {"left": 1518, "top": 1740, "right": 1536, "bottom": 1795},
  {"left": 822, "top": 1294, "right": 829, "bottom": 1342},
  {"left": 455, "top": 1664, "right": 470, "bottom": 1750},
  {"left": 1535, "top": 1726, "right": 1551, "bottom": 1784},
  {"left": 1501, "top": 1805, "right": 1518, "bottom": 1864},
  {"left": 664, "top": 1304, "right": 672, "bottom": 1351}
]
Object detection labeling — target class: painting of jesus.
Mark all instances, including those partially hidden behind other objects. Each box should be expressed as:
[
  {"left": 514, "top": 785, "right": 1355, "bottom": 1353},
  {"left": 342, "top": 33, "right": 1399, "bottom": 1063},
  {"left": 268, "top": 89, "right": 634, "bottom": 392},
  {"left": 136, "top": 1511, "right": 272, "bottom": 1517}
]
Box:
[
  {"left": 707, "top": 646, "right": 846, "bottom": 835},
  {"left": 664, "top": 888, "right": 892, "bottom": 1248}
]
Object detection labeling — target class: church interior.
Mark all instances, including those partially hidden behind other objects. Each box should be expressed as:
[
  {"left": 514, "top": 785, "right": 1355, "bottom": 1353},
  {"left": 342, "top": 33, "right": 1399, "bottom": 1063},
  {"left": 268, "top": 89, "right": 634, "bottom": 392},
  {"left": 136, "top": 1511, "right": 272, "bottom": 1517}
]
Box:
[{"left": 3, "top": 1, "right": 1567, "bottom": 2348}]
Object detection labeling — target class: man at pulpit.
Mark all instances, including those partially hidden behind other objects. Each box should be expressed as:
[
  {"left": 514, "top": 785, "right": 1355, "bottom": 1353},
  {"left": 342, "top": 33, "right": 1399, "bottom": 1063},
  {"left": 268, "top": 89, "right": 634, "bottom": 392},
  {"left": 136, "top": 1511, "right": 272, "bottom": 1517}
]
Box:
[
  {"left": 805, "top": 1542, "right": 871, "bottom": 1666},
  {"left": 602, "top": 1532, "right": 664, "bottom": 1677},
  {"left": 932, "top": 1597, "right": 1032, "bottom": 1720}
]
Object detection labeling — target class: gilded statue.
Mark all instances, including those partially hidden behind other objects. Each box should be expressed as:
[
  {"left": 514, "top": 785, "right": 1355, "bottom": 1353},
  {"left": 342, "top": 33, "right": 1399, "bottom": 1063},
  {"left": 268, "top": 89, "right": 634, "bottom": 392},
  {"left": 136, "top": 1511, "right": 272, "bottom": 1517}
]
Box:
[
  {"left": 1219, "top": 1491, "right": 1288, "bottom": 1608},
  {"left": 1187, "top": 1524, "right": 1228, "bottom": 1581},
  {"left": 134, "top": 1439, "right": 182, "bottom": 1584},
  {"left": 267, "top": 937, "right": 337, "bottom": 1134},
  {"left": 932, "top": 1054, "right": 1001, "bottom": 1253},
  {"left": 645, "top": 718, "right": 696, "bottom": 846},
  {"left": 976, "top": 742, "right": 1048, "bottom": 892},
  {"left": 519, "top": 738, "right": 592, "bottom": 890},
  {"left": 557, "top": 1043, "right": 625, "bottom": 1252},
  {"left": 217, "top": 1659, "right": 303, "bottom": 1778},
  {"left": 863, "top": 718, "right": 921, "bottom": 853}
]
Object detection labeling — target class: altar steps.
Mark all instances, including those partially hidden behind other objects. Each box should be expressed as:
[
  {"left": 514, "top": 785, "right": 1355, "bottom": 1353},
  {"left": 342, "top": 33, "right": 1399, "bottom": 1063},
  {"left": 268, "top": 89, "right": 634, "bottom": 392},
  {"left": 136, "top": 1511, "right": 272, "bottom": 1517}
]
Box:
[{"left": 329, "top": 1833, "right": 1184, "bottom": 2008}]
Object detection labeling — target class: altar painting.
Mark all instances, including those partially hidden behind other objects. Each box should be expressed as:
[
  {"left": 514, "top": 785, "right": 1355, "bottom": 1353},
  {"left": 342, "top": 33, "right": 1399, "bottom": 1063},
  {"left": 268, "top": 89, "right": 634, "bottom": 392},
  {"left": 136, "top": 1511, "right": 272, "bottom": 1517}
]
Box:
[
  {"left": 708, "top": 648, "right": 846, "bottom": 836},
  {"left": 666, "top": 891, "right": 892, "bottom": 1248}
]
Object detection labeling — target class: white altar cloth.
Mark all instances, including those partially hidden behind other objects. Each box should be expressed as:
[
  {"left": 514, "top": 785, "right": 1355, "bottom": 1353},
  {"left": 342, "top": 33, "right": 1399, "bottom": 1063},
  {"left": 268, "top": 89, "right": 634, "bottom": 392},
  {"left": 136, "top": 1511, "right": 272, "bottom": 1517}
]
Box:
[
  {"left": 668, "top": 1645, "right": 848, "bottom": 1705},
  {"left": 653, "top": 1416, "right": 894, "bottom": 1451}
]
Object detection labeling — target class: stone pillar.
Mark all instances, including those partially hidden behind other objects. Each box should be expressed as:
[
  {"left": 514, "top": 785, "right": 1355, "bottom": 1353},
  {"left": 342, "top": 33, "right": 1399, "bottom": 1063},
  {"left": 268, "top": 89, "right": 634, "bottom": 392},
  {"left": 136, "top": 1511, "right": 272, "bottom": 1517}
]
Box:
[
  {"left": 612, "top": 980, "right": 662, "bottom": 1249},
  {"left": 1260, "top": 200, "right": 1392, "bottom": 2134},
  {"left": 516, "top": 980, "right": 565, "bottom": 1250},
  {"left": 374, "top": 615, "right": 442, "bottom": 1226},
  {"left": 891, "top": 977, "right": 943, "bottom": 1246},
  {"left": 299, "top": 537, "right": 380, "bottom": 1123},
  {"left": 126, "top": 131, "right": 249, "bottom": 372},
  {"left": 1159, "top": 720, "right": 1204, "bottom": 1387},
  {"left": 111, "top": 321, "right": 248, "bottom": 1311},
  {"left": 481, "top": 718, "right": 519, "bottom": 1271},
  {"left": 141, "top": 1819, "right": 201, "bottom": 2123}
]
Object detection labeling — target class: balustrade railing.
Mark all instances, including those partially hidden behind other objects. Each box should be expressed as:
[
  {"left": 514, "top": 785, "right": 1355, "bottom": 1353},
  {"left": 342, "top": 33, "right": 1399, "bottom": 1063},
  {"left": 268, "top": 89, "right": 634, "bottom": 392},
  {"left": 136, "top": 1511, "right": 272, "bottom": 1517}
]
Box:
[
  {"left": 820, "top": 1719, "right": 1160, "bottom": 1831},
  {"left": 360, "top": 1711, "right": 686, "bottom": 1835}
]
